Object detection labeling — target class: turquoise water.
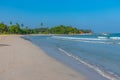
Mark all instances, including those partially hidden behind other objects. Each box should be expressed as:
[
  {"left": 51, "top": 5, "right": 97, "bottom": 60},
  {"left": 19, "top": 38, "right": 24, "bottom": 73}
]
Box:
[{"left": 25, "top": 33, "right": 120, "bottom": 80}]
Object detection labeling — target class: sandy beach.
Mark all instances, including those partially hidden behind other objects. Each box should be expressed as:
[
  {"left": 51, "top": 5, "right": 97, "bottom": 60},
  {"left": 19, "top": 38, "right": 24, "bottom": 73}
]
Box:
[{"left": 0, "top": 35, "right": 85, "bottom": 80}]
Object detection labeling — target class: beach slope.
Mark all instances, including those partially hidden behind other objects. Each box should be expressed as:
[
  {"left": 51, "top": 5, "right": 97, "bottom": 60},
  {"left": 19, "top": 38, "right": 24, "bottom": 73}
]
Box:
[{"left": 0, "top": 36, "right": 85, "bottom": 80}]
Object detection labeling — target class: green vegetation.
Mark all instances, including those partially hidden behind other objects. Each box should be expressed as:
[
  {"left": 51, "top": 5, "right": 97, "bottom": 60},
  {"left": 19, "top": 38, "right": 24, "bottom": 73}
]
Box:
[
  {"left": 0, "top": 22, "right": 93, "bottom": 34},
  {"left": 0, "top": 22, "right": 8, "bottom": 34}
]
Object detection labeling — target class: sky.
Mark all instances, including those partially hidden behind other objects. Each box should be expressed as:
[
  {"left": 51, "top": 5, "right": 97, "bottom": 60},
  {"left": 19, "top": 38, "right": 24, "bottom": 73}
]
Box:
[{"left": 0, "top": 0, "right": 120, "bottom": 33}]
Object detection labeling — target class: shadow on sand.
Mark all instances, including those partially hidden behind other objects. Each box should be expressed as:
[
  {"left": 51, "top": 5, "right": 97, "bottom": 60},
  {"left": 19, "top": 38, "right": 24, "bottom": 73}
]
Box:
[{"left": 0, "top": 44, "right": 10, "bottom": 47}]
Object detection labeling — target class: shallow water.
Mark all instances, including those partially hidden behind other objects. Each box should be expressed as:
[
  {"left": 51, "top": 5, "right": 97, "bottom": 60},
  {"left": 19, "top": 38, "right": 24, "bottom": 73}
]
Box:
[{"left": 25, "top": 33, "right": 120, "bottom": 80}]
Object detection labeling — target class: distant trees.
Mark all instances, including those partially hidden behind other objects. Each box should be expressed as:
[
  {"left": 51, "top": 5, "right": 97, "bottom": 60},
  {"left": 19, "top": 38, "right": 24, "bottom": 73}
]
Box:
[
  {"left": 49, "top": 25, "right": 80, "bottom": 34},
  {"left": 35, "top": 25, "right": 92, "bottom": 34},
  {"left": 0, "top": 22, "right": 93, "bottom": 34},
  {"left": 9, "top": 24, "right": 21, "bottom": 34},
  {"left": 0, "top": 22, "right": 8, "bottom": 34}
]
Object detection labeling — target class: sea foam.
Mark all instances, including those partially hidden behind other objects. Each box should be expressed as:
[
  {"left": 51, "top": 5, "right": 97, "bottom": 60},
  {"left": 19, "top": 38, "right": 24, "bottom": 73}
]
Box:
[
  {"left": 110, "top": 37, "right": 120, "bottom": 40},
  {"left": 52, "top": 36, "right": 107, "bottom": 41},
  {"left": 58, "top": 48, "right": 120, "bottom": 80},
  {"left": 52, "top": 36, "right": 120, "bottom": 45}
]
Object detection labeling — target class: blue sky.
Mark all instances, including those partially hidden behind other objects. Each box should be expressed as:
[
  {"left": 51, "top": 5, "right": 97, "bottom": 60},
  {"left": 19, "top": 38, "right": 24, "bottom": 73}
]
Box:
[{"left": 0, "top": 0, "right": 120, "bottom": 33}]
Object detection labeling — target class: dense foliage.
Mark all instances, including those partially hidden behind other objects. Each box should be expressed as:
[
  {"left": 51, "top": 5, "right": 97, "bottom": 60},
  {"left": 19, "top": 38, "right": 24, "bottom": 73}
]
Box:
[{"left": 0, "top": 22, "right": 93, "bottom": 34}]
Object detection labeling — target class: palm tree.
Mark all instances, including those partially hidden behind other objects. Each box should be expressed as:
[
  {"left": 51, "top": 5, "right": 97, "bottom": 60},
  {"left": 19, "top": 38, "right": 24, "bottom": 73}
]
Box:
[
  {"left": 40, "top": 22, "right": 44, "bottom": 33},
  {"left": 16, "top": 23, "right": 20, "bottom": 27},
  {"left": 40, "top": 22, "right": 43, "bottom": 28},
  {"left": 10, "top": 21, "right": 12, "bottom": 25},
  {"left": 21, "top": 24, "right": 24, "bottom": 29}
]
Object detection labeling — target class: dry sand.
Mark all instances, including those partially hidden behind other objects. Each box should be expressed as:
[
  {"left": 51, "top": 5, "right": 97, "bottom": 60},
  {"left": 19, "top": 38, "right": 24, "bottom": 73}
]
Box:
[{"left": 0, "top": 35, "right": 85, "bottom": 80}]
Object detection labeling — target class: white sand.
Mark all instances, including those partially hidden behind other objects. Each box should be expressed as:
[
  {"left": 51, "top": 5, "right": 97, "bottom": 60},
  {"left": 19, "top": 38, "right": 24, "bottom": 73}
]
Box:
[{"left": 0, "top": 35, "right": 85, "bottom": 80}]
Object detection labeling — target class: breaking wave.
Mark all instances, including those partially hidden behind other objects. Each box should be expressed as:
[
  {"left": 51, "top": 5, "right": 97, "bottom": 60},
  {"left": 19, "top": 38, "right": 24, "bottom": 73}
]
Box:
[{"left": 52, "top": 36, "right": 120, "bottom": 45}]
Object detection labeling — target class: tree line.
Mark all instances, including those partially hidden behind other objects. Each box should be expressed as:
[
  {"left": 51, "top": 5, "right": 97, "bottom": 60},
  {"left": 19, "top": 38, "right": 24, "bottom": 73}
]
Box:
[{"left": 0, "top": 22, "right": 93, "bottom": 34}]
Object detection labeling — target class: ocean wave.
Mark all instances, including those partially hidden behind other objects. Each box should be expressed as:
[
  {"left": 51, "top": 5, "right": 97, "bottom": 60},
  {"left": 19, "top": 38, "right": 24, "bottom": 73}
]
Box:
[
  {"left": 98, "top": 36, "right": 108, "bottom": 39},
  {"left": 58, "top": 48, "right": 120, "bottom": 80},
  {"left": 52, "top": 36, "right": 120, "bottom": 45},
  {"left": 73, "top": 39, "right": 112, "bottom": 44},
  {"left": 109, "top": 37, "right": 120, "bottom": 40},
  {"left": 52, "top": 36, "right": 107, "bottom": 41}
]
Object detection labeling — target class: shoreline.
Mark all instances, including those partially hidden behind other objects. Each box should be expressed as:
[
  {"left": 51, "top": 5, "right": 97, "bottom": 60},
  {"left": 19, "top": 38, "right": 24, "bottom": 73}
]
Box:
[
  {"left": 0, "top": 35, "right": 85, "bottom": 80},
  {"left": 25, "top": 35, "right": 112, "bottom": 80}
]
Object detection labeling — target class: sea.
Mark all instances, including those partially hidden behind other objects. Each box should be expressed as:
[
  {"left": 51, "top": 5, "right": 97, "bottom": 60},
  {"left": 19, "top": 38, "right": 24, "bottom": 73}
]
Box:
[{"left": 23, "top": 33, "right": 120, "bottom": 80}]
